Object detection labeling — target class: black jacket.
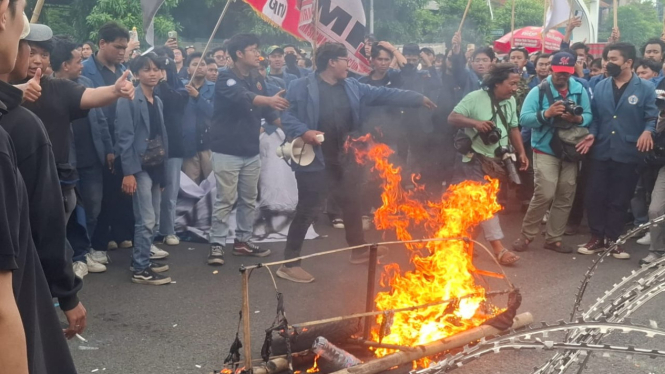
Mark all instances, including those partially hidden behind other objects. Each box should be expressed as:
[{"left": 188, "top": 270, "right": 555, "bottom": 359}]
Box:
[{"left": 0, "top": 81, "right": 81, "bottom": 311}]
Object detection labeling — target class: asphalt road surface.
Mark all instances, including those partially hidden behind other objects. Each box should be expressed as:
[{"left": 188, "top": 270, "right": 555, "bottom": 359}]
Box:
[{"left": 66, "top": 207, "right": 665, "bottom": 374}]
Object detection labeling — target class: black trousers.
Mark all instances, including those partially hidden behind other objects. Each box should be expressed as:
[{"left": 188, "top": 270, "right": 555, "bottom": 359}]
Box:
[
  {"left": 91, "top": 159, "right": 134, "bottom": 250},
  {"left": 284, "top": 164, "right": 366, "bottom": 267},
  {"left": 568, "top": 160, "right": 588, "bottom": 226},
  {"left": 585, "top": 158, "right": 640, "bottom": 241}
]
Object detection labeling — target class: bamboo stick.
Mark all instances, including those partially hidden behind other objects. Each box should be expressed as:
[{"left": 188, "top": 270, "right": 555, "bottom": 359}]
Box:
[
  {"left": 458, "top": 0, "right": 473, "bottom": 33},
  {"left": 542, "top": 0, "right": 549, "bottom": 52},
  {"left": 242, "top": 270, "right": 253, "bottom": 373},
  {"left": 330, "top": 312, "right": 534, "bottom": 374},
  {"left": 613, "top": 0, "right": 618, "bottom": 29},
  {"left": 30, "top": 0, "right": 46, "bottom": 23},
  {"left": 510, "top": 0, "right": 516, "bottom": 47},
  {"left": 289, "top": 290, "right": 514, "bottom": 329}
]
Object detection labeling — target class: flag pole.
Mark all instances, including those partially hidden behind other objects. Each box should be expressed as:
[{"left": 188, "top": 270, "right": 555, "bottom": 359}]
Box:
[
  {"left": 312, "top": 0, "right": 319, "bottom": 62},
  {"left": 613, "top": 0, "right": 618, "bottom": 29},
  {"left": 542, "top": 0, "right": 548, "bottom": 52},
  {"left": 188, "top": 0, "right": 235, "bottom": 85},
  {"left": 510, "top": 0, "right": 516, "bottom": 47},
  {"left": 30, "top": 0, "right": 46, "bottom": 22},
  {"left": 458, "top": 0, "right": 473, "bottom": 33}
]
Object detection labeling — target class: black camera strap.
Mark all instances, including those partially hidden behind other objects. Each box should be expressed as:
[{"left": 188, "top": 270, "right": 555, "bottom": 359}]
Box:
[{"left": 489, "top": 92, "right": 512, "bottom": 150}]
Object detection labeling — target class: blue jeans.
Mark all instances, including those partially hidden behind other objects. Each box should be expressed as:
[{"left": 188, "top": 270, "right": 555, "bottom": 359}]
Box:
[
  {"left": 158, "top": 158, "right": 183, "bottom": 236},
  {"left": 132, "top": 171, "right": 162, "bottom": 271},
  {"left": 209, "top": 153, "right": 260, "bottom": 246},
  {"left": 452, "top": 155, "right": 504, "bottom": 241},
  {"left": 77, "top": 163, "right": 104, "bottom": 239}
]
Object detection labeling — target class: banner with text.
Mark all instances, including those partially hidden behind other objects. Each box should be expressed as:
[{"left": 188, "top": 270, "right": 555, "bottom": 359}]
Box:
[
  {"left": 242, "top": 0, "right": 303, "bottom": 38},
  {"left": 298, "top": 0, "right": 370, "bottom": 75}
]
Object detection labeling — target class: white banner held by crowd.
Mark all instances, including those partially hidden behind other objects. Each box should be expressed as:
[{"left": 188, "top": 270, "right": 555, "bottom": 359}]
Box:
[{"left": 298, "top": 0, "right": 371, "bottom": 75}]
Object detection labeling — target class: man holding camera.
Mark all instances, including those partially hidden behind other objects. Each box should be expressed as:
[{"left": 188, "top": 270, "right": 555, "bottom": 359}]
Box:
[
  {"left": 449, "top": 63, "right": 528, "bottom": 266},
  {"left": 512, "top": 52, "right": 592, "bottom": 254}
]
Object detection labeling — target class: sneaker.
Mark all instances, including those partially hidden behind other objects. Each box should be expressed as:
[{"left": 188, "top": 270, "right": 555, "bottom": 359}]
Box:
[
  {"left": 208, "top": 244, "right": 225, "bottom": 265},
  {"left": 164, "top": 234, "right": 180, "bottom": 246},
  {"left": 276, "top": 265, "right": 315, "bottom": 283},
  {"left": 332, "top": 218, "right": 345, "bottom": 229},
  {"left": 107, "top": 241, "right": 118, "bottom": 250},
  {"left": 349, "top": 246, "right": 388, "bottom": 264},
  {"left": 607, "top": 241, "right": 630, "bottom": 259},
  {"left": 73, "top": 261, "right": 88, "bottom": 279},
  {"left": 130, "top": 261, "right": 169, "bottom": 273},
  {"left": 639, "top": 252, "right": 663, "bottom": 266},
  {"left": 150, "top": 244, "right": 170, "bottom": 259},
  {"left": 577, "top": 236, "right": 605, "bottom": 255},
  {"left": 232, "top": 240, "right": 271, "bottom": 257},
  {"left": 85, "top": 254, "right": 107, "bottom": 273},
  {"left": 544, "top": 241, "right": 573, "bottom": 254},
  {"left": 90, "top": 249, "right": 109, "bottom": 264},
  {"left": 512, "top": 235, "right": 531, "bottom": 252},
  {"left": 131, "top": 268, "right": 172, "bottom": 285},
  {"left": 636, "top": 232, "right": 651, "bottom": 246},
  {"left": 119, "top": 240, "right": 133, "bottom": 248},
  {"left": 564, "top": 224, "right": 579, "bottom": 236},
  {"left": 362, "top": 216, "right": 372, "bottom": 231}
]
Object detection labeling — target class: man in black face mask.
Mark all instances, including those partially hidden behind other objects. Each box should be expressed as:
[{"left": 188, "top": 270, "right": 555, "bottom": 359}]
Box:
[{"left": 575, "top": 42, "right": 659, "bottom": 259}]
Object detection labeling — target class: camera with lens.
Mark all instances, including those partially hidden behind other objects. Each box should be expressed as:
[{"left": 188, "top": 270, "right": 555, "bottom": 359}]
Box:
[
  {"left": 478, "top": 126, "right": 502, "bottom": 145},
  {"left": 495, "top": 146, "right": 521, "bottom": 185},
  {"left": 562, "top": 99, "right": 584, "bottom": 116}
]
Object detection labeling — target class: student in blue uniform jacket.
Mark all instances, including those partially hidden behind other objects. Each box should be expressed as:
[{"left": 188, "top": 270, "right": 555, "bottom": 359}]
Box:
[{"left": 576, "top": 43, "right": 659, "bottom": 259}]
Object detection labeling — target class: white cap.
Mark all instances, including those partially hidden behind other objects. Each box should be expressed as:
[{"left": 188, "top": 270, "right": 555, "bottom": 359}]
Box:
[{"left": 20, "top": 13, "right": 30, "bottom": 40}]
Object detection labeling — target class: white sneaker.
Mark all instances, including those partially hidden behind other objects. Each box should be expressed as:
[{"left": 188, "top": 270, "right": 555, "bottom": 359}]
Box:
[
  {"left": 90, "top": 249, "right": 109, "bottom": 264},
  {"left": 164, "top": 235, "right": 180, "bottom": 246},
  {"left": 119, "top": 240, "right": 133, "bottom": 248},
  {"left": 107, "top": 241, "right": 118, "bottom": 250},
  {"left": 637, "top": 232, "right": 651, "bottom": 246},
  {"left": 85, "top": 253, "right": 107, "bottom": 273},
  {"left": 150, "top": 245, "right": 170, "bottom": 259},
  {"left": 73, "top": 261, "right": 88, "bottom": 279}
]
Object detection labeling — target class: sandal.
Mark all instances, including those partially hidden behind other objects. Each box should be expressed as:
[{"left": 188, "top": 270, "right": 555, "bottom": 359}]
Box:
[{"left": 496, "top": 248, "right": 520, "bottom": 266}]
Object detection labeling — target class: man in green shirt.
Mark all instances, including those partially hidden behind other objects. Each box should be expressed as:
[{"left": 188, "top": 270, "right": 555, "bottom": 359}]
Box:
[{"left": 448, "top": 63, "right": 528, "bottom": 266}]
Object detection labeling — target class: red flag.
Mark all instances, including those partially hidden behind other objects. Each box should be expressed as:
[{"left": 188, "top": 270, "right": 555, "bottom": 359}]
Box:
[{"left": 242, "top": 0, "right": 302, "bottom": 38}]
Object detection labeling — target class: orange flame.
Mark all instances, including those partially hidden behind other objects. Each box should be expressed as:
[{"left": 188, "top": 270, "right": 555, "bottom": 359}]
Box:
[
  {"left": 347, "top": 135, "right": 503, "bottom": 365},
  {"left": 306, "top": 355, "right": 320, "bottom": 373}
]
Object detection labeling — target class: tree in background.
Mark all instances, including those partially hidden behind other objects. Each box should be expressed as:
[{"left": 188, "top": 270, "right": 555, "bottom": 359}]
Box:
[
  {"left": 599, "top": 2, "right": 661, "bottom": 48},
  {"left": 86, "top": 0, "right": 180, "bottom": 41}
]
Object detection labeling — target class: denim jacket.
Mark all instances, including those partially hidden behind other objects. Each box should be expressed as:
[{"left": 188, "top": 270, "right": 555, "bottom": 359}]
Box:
[
  {"left": 74, "top": 75, "right": 113, "bottom": 165},
  {"left": 281, "top": 72, "right": 425, "bottom": 172},
  {"left": 115, "top": 88, "right": 169, "bottom": 176}
]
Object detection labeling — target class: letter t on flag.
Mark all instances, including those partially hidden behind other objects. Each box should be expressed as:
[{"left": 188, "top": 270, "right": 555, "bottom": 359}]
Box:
[
  {"left": 141, "top": 0, "right": 167, "bottom": 48},
  {"left": 544, "top": 0, "right": 571, "bottom": 32}
]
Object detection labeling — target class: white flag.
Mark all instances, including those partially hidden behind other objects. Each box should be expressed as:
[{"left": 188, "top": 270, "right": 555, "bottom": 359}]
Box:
[{"left": 544, "top": 0, "right": 571, "bottom": 32}]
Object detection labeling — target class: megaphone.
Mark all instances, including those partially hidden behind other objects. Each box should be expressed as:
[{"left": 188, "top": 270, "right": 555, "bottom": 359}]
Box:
[{"left": 276, "top": 134, "right": 324, "bottom": 166}]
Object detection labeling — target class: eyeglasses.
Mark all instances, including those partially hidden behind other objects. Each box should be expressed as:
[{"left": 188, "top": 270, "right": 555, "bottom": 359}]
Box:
[
  {"left": 335, "top": 57, "right": 349, "bottom": 63},
  {"left": 244, "top": 48, "right": 261, "bottom": 55}
]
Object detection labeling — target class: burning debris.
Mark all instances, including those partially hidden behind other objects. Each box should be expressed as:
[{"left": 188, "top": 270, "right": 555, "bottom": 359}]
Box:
[{"left": 346, "top": 134, "right": 506, "bottom": 363}]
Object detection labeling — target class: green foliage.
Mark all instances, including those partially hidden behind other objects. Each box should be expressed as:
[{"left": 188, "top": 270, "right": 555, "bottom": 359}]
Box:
[
  {"left": 491, "top": 0, "right": 545, "bottom": 39},
  {"left": 85, "top": 0, "right": 180, "bottom": 41},
  {"left": 598, "top": 2, "right": 662, "bottom": 48}
]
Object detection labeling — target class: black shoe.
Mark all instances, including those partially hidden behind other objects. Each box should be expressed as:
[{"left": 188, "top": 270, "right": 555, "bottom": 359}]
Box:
[
  {"left": 232, "top": 240, "right": 271, "bottom": 257},
  {"left": 130, "top": 261, "right": 169, "bottom": 273},
  {"left": 512, "top": 235, "right": 531, "bottom": 252},
  {"left": 131, "top": 268, "right": 172, "bottom": 285},
  {"left": 544, "top": 241, "right": 573, "bottom": 254},
  {"left": 208, "top": 244, "right": 225, "bottom": 265}
]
